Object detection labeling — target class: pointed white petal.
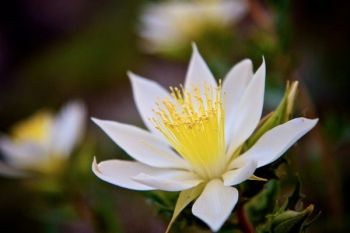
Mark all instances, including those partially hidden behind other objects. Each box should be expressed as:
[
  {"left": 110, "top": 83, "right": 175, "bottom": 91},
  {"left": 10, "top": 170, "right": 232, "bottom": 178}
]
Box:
[
  {"left": 227, "top": 59, "right": 266, "bottom": 156},
  {"left": 0, "top": 136, "right": 47, "bottom": 169},
  {"left": 184, "top": 43, "right": 217, "bottom": 91},
  {"left": 92, "top": 158, "right": 156, "bottom": 190},
  {"left": 92, "top": 118, "right": 188, "bottom": 169},
  {"left": 192, "top": 179, "right": 239, "bottom": 232},
  {"left": 237, "top": 118, "right": 318, "bottom": 168},
  {"left": 222, "top": 59, "right": 253, "bottom": 144},
  {"left": 128, "top": 72, "right": 170, "bottom": 138},
  {"left": 223, "top": 160, "right": 257, "bottom": 186},
  {"left": 134, "top": 171, "right": 202, "bottom": 191},
  {"left": 51, "top": 101, "right": 86, "bottom": 157}
]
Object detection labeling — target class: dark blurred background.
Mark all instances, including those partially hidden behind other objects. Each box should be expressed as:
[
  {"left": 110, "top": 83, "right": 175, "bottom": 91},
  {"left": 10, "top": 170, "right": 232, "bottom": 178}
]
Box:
[{"left": 0, "top": 0, "right": 349, "bottom": 232}]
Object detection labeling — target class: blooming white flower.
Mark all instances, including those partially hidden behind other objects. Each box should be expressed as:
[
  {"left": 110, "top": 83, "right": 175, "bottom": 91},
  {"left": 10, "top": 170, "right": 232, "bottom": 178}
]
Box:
[
  {"left": 140, "top": 0, "right": 247, "bottom": 54},
  {"left": 92, "top": 45, "right": 317, "bottom": 231},
  {"left": 0, "top": 101, "right": 85, "bottom": 176}
]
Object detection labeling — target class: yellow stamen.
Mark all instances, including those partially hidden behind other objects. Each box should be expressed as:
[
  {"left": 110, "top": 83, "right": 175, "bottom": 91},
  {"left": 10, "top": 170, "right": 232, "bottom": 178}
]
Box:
[
  {"left": 11, "top": 111, "right": 53, "bottom": 143},
  {"left": 152, "top": 82, "right": 225, "bottom": 178}
]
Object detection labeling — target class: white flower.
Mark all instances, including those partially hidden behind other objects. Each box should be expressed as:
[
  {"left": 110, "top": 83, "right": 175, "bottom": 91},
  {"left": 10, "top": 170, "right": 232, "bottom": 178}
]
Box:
[
  {"left": 140, "top": 0, "right": 247, "bottom": 54},
  {"left": 0, "top": 101, "right": 86, "bottom": 176},
  {"left": 92, "top": 45, "right": 317, "bottom": 232}
]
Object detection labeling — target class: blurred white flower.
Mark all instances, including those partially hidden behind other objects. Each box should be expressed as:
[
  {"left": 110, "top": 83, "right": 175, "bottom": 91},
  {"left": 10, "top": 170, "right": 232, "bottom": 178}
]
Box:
[
  {"left": 92, "top": 45, "right": 317, "bottom": 231},
  {"left": 140, "top": 0, "right": 248, "bottom": 54},
  {"left": 0, "top": 101, "right": 86, "bottom": 176}
]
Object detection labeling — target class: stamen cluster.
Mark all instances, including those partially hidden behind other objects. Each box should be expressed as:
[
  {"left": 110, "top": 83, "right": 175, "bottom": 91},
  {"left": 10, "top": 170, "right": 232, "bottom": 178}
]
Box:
[{"left": 152, "top": 82, "right": 226, "bottom": 178}]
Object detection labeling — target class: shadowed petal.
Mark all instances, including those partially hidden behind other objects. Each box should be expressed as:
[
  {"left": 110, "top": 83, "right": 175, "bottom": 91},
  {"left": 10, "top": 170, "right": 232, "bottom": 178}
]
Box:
[
  {"left": 223, "top": 160, "right": 257, "bottom": 186},
  {"left": 222, "top": 59, "right": 253, "bottom": 145},
  {"left": 51, "top": 101, "right": 86, "bottom": 157},
  {"left": 0, "top": 161, "right": 28, "bottom": 177},
  {"left": 134, "top": 171, "right": 202, "bottom": 191},
  {"left": 0, "top": 136, "right": 47, "bottom": 169},
  {"left": 227, "top": 59, "right": 265, "bottom": 156},
  {"left": 92, "top": 118, "right": 188, "bottom": 169},
  {"left": 129, "top": 72, "right": 170, "bottom": 138},
  {"left": 93, "top": 158, "right": 158, "bottom": 190},
  {"left": 192, "top": 179, "right": 239, "bottom": 232},
  {"left": 236, "top": 118, "right": 318, "bottom": 168}
]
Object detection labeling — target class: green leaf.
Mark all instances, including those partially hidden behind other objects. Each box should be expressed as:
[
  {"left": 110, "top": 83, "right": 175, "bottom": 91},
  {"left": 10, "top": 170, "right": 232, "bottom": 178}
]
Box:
[
  {"left": 166, "top": 184, "right": 204, "bottom": 233},
  {"left": 286, "top": 179, "right": 303, "bottom": 210},
  {"left": 256, "top": 181, "right": 318, "bottom": 233},
  {"left": 271, "top": 205, "right": 315, "bottom": 233},
  {"left": 245, "top": 180, "right": 280, "bottom": 225}
]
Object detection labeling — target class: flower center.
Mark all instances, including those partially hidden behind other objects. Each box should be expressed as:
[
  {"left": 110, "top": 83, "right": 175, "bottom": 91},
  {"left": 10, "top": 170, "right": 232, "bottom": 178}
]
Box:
[
  {"left": 11, "top": 111, "right": 53, "bottom": 144},
  {"left": 152, "top": 82, "right": 226, "bottom": 179}
]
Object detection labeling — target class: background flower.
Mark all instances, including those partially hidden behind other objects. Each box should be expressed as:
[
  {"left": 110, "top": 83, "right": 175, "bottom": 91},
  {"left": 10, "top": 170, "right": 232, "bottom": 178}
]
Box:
[
  {"left": 139, "top": 0, "right": 247, "bottom": 56},
  {"left": 0, "top": 101, "right": 85, "bottom": 176}
]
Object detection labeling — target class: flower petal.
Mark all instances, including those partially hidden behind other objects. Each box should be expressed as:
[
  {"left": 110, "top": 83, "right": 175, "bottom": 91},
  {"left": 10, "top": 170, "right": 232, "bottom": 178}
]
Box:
[
  {"left": 223, "top": 160, "right": 257, "bottom": 186},
  {"left": 128, "top": 72, "right": 170, "bottom": 138},
  {"left": 92, "top": 158, "right": 156, "bottom": 190},
  {"left": 133, "top": 171, "right": 202, "bottom": 191},
  {"left": 0, "top": 136, "right": 47, "bottom": 169},
  {"left": 0, "top": 161, "right": 28, "bottom": 177},
  {"left": 51, "top": 101, "right": 86, "bottom": 157},
  {"left": 92, "top": 118, "right": 188, "bottom": 169},
  {"left": 192, "top": 179, "right": 239, "bottom": 232},
  {"left": 237, "top": 118, "right": 318, "bottom": 168},
  {"left": 184, "top": 43, "right": 217, "bottom": 91},
  {"left": 222, "top": 59, "right": 253, "bottom": 145},
  {"left": 227, "top": 59, "right": 266, "bottom": 156}
]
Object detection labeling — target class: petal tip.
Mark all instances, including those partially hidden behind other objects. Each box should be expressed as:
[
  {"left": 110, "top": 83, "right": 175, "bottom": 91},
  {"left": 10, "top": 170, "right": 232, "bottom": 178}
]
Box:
[
  {"left": 191, "top": 42, "right": 198, "bottom": 51},
  {"left": 67, "top": 100, "right": 85, "bottom": 110},
  {"left": 91, "top": 117, "right": 102, "bottom": 125},
  {"left": 127, "top": 71, "right": 140, "bottom": 84},
  {"left": 92, "top": 156, "right": 100, "bottom": 174},
  {"left": 301, "top": 117, "right": 319, "bottom": 128},
  {"left": 259, "top": 56, "right": 266, "bottom": 72},
  {"left": 128, "top": 72, "right": 152, "bottom": 88},
  {"left": 127, "top": 70, "right": 136, "bottom": 78},
  {"left": 59, "top": 100, "right": 87, "bottom": 124},
  {"left": 241, "top": 58, "right": 253, "bottom": 66}
]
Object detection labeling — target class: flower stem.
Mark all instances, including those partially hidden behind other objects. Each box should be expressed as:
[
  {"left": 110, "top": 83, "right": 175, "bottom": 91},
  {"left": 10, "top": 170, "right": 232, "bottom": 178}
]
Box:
[{"left": 237, "top": 203, "right": 255, "bottom": 233}]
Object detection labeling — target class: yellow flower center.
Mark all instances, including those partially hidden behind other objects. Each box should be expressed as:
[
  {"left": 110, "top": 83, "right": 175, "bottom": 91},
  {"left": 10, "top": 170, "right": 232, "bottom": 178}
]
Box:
[
  {"left": 10, "top": 111, "right": 67, "bottom": 175},
  {"left": 152, "top": 82, "right": 226, "bottom": 179},
  {"left": 11, "top": 111, "right": 53, "bottom": 144}
]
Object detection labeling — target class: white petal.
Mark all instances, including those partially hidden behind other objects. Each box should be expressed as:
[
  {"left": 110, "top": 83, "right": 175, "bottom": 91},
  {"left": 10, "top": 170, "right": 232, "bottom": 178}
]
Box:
[
  {"left": 0, "top": 136, "right": 47, "bottom": 169},
  {"left": 192, "top": 179, "right": 239, "bottom": 232},
  {"left": 223, "top": 160, "right": 257, "bottom": 186},
  {"left": 219, "top": 0, "right": 248, "bottom": 23},
  {"left": 227, "top": 59, "right": 266, "bottom": 156},
  {"left": 237, "top": 118, "right": 318, "bottom": 168},
  {"left": 0, "top": 161, "right": 29, "bottom": 177},
  {"left": 222, "top": 59, "right": 253, "bottom": 145},
  {"left": 128, "top": 72, "right": 170, "bottom": 138},
  {"left": 51, "top": 101, "right": 86, "bottom": 157},
  {"left": 134, "top": 171, "right": 202, "bottom": 191},
  {"left": 184, "top": 43, "right": 217, "bottom": 91},
  {"left": 92, "top": 158, "right": 156, "bottom": 190},
  {"left": 92, "top": 118, "right": 188, "bottom": 169}
]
